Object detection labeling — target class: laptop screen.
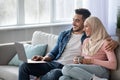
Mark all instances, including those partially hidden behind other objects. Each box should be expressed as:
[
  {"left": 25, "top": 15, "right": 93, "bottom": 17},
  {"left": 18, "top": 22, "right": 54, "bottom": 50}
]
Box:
[{"left": 15, "top": 42, "right": 27, "bottom": 62}]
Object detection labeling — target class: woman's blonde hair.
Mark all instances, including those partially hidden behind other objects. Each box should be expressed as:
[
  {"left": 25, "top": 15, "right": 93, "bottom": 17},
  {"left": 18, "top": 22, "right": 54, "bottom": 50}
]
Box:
[{"left": 83, "top": 16, "right": 109, "bottom": 55}]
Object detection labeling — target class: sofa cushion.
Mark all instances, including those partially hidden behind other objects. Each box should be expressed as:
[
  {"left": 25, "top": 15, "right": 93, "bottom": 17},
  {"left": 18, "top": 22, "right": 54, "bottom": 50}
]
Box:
[
  {"left": 0, "top": 65, "right": 18, "bottom": 80},
  {"left": 24, "top": 43, "right": 48, "bottom": 57},
  {"left": 8, "top": 43, "right": 47, "bottom": 66},
  {"left": 32, "top": 31, "right": 58, "bottom": 53}
]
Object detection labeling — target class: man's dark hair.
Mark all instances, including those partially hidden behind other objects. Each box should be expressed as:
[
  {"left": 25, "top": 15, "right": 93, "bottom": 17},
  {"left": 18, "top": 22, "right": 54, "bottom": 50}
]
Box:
[{"left": 75, "top": 8, "right": 91, "bottom": 20}]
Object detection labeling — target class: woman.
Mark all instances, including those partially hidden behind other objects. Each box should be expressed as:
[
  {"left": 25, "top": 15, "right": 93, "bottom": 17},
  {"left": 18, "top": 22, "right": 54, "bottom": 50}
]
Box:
[{"left": 59, "top": 16, "right": 117, "bottom": 80}]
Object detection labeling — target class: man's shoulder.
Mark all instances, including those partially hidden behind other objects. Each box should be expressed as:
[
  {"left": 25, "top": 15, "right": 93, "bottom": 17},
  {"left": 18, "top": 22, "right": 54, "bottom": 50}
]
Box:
[
  {"left": 61, "top": 29, "right": 71, "bottom": 33},
  {"left": 60, "top": 29, "right": 72, "bottom": 35},
  {"left": 57, "top": 29, "right": 72, "bottom": 40}
]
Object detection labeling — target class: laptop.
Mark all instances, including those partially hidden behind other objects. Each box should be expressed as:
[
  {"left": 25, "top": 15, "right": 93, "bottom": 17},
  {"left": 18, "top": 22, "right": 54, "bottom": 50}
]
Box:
[{"left": 14, "top": 42, "right": 46, "bottom": 63}]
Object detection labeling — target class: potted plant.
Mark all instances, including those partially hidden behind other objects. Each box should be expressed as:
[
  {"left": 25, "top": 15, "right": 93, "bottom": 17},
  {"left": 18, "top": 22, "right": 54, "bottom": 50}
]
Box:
[
  {"left": 117, "top": 8, "right": 120, "bottom": 29},
  {"left": 116, "top": 7, "right": 120, "bottom": 36}
]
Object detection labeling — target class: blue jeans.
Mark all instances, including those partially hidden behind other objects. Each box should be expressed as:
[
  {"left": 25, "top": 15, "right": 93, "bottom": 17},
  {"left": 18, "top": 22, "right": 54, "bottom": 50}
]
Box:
[
  {"left": 59, "top": 64, "right": 109, "bottom": 80},
  {"left": 41, "top": 69, "right": 62, "bottom": 80},
  {"left": 19, "top": 61, "right": 63, "bottom": 80}
]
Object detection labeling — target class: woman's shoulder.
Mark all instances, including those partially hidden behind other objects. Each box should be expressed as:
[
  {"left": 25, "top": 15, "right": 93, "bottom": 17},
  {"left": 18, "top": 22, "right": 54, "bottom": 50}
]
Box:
[
  {"left": 83, "top": 38, "right": 89, "bottom": 44},
  {"left": 101, "top": 39, "right": 110, "bottom": 51}
]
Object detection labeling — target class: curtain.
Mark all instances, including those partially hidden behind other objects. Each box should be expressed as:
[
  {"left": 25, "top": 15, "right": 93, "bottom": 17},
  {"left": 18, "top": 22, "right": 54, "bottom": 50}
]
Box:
[{"left": 83, "top": 0, "right": 118, "bottom": 36}]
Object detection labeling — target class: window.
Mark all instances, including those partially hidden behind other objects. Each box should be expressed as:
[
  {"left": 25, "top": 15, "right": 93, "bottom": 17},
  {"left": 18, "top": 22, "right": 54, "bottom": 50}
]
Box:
[
  {"left": 55, "top": 0, "right": 83, "bottom": 22},
  {"left": 55, "top": 0, "right": 75, "bottom": 22},
  {"left": 0, "top": 0, "right": 83, "bottom": 27},
  {"left": 0, "top": 0, "right": 17, "bottom": 26},
  {"left": 25, "top": 0, "right": 50, "bottom": 24}
]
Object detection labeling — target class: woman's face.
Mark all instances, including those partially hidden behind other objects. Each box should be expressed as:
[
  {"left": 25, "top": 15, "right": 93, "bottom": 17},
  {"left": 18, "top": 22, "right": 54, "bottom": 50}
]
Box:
[{"left": 83, "top": 22, "right": 92, "bottom": 37}]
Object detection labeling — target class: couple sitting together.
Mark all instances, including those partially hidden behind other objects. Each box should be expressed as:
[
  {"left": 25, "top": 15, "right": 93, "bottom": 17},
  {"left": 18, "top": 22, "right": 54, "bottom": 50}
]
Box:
[{"left": 19, "top": 8, "right": 118, "bottom": 80}]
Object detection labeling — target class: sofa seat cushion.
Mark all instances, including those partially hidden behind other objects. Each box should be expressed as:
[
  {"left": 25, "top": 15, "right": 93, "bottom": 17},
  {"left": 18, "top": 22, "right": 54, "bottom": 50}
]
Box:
[{"left": 0, "top": 65, "right": 18, "bottom": 80}]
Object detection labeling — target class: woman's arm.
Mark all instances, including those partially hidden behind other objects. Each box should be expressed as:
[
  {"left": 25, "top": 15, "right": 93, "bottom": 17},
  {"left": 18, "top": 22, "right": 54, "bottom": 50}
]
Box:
[
  {"left": 92, "top": 41, "right": 117, "bottom": 70},
  {"left": 92, "top": 51, "right": 117, "bottom": 70},
  {"left": 82, "top": 40, "right": 117, "bottom": 70}
]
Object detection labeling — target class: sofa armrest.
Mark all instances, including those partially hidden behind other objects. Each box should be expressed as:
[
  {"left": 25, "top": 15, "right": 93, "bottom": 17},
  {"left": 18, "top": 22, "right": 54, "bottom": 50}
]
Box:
[
  {"left": 0, "top": 43, "right": 16, "bottom": 65},
  {"left": 110, "top": 35, "right": 120, "bottom": 80},
  {"left": 110, "top": 44, "right": 120, "bottom": 80},
  {"left": 0, "top": 41, "right": 31, "bottom": 65}
]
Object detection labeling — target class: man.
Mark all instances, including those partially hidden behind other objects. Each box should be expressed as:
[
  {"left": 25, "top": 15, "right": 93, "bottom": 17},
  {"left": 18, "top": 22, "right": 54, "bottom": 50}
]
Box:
[{"left": 19, "top": 8, "right": 117, "bottom": 80}]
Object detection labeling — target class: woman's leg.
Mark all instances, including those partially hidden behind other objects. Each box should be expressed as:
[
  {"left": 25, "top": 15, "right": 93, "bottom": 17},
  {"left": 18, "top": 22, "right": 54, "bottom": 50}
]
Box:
[
  {"left": 62, "top": 64, "right": 109, "bottom": 80},
  {"left": 59, "top": 76, "right": 78, "bottom": 80}
]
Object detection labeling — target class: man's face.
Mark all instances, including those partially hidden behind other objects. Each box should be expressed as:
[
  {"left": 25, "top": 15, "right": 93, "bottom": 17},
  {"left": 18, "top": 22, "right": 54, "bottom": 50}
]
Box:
[{"left": 72, "top": 14, "right": 84, "bottom": 32}]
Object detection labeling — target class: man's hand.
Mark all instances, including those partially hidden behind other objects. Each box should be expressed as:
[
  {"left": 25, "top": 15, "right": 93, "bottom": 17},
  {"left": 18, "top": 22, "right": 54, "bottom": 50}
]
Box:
[
  {"left": 32, "top": 55, "right": 52, "bottom": 62},
  {"left": 42, "top": 55, "right": 52, "bottom": 62},
  {"left": 31, "top": 55, "right": 43, "bottom": 61},
  {"left": 105, "top": 38, "right": 118, "bottom": 51}
]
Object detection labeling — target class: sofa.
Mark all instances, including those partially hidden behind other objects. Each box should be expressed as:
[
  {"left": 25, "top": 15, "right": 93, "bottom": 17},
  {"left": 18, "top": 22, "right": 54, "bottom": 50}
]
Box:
[{"left": 0, "top": 31, "right": 120, "bottom": 80}]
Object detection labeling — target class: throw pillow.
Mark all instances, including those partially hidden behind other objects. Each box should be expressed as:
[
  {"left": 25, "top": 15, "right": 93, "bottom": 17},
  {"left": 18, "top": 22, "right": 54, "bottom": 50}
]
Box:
[{"left": 8, "top": 43, "right": 47, "bottom": 66}]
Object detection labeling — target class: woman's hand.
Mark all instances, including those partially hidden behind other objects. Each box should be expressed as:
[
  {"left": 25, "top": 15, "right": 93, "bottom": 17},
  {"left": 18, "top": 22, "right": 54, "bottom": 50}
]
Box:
[{"left": 82, "top": 58, "right": 93, "bottom": 64}]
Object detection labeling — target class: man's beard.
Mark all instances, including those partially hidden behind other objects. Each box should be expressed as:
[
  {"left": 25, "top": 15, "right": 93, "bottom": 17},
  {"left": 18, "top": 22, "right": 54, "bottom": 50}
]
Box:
[{"left": 73, "top": 27, "right": 83, "bottom": 33}]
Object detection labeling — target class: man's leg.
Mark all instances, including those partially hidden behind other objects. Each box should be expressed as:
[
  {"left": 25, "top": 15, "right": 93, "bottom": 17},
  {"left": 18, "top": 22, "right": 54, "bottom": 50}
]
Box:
[
  {"left": 19, "top": 62, "right": 52, "bottom": 80},
  {"left": 41, "top": 69, "right": 62, "bottom": 80}
]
